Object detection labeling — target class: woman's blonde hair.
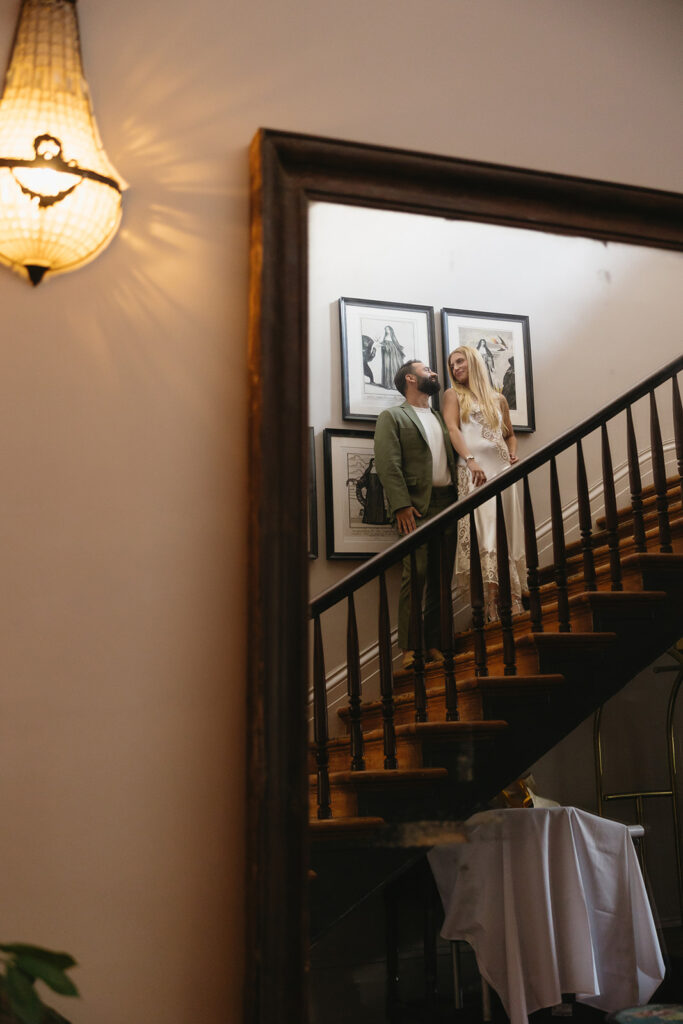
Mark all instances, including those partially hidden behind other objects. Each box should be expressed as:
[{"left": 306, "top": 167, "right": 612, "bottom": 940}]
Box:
[{"left": 448, "top": 345, "right": 507, "bottom": 435}]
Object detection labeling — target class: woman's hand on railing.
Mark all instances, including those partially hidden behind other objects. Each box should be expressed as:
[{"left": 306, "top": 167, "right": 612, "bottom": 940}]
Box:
[
  {"left": 395, "top": 506, "right": 422, "bottom": 535},
  {"left": 468, "top": 460, "right": 487, "bottom": 487}
]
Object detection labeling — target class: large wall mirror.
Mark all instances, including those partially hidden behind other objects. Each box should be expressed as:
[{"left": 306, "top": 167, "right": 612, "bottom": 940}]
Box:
[{"left": 246, "top": 130, "right": 683, "bottom": 1024}]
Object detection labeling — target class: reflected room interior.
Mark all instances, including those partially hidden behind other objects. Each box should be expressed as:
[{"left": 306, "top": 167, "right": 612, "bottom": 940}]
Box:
[{"left": 306, "top": 209, "right": 683, "bottom": 1019}]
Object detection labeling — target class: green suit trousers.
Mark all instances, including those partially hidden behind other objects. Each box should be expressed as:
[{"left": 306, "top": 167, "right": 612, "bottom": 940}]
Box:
[{"left": 398, "top": 484, "right": 458, "bottom": 652}]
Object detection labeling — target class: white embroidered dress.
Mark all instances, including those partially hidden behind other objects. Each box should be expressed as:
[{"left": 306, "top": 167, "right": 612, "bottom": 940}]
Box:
[{"left": 454, "top": 403, "right": 527, "bottom": 620}]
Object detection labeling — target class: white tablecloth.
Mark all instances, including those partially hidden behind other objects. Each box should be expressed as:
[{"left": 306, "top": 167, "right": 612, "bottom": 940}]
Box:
[{"left": 428, "top": 807, "right": 664, "bottom": 1024}]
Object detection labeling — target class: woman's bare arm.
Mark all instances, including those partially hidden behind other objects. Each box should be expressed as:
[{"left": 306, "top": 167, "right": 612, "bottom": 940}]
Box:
[
  {"left": 442, "top": 389, "right": 486, "bottom": 486},
  {"left": 498, "top": 395, "right": 518, "bottom": 463}
]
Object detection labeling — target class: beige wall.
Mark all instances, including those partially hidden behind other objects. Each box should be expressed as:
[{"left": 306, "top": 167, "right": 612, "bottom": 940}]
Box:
[{"left": 0, "top": 1, "right": 681, "bottom": 1022}]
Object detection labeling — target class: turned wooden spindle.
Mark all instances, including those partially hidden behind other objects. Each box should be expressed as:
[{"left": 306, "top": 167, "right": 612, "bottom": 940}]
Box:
[
  {"left": 313, "top": 614, "right": 331, "bottom": 819},
  {"left": 439, "top": 530, "right": 459, "bottom": 721},
  {"left": 378, "top": 571, "right": 398, "bottom": 769},
  {"left": 550, "top": 456, "right": 571, "bottom": 632},
  {"left": 346, "top": 593, "right": 365, "bottom": 771},
  {"left": 601, "top": 422, "right": 622, "bottom": 591},
  {"left": 576, "top": 438, "right": 596, "bottom": 590},
  {"left": 650, "top": 389, "right": 672, "bottom": 552},
  {"left": 673, "top": 373, "right": 683, "bottom": 507},
  {"left": 469, "top": 511, "right": 488, "bottom": 676},
  {"left": 495, "top": 493, "right": 516, "bottom": 675},
  {"left": 408, "top": 549, "right": 428, "bottom": 722},
  {"left": 626, "top": 406, "right": 646, "bottom": 554},
  {"left": 523, "top": 475, "right": 543, "bottom": 631}
]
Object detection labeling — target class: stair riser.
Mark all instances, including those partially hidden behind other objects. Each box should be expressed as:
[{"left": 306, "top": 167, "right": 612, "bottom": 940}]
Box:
[
  {"left": 309, "top": 787, "right": 358, "bottom": 819},
  {"left": 596, "top": 490, "right": 680, "bottom": 530},
  {"left": 337, "top": 688, "right": 486, "bottom": 737},
  {"left": 311, "top": 735, "right": 427, "bottom": 775},
  {"left": 340, "top": 680, "right": 566, "bottom": 737},
  {"left": 538, "top": 503, "right": 682, "bottom": 584},
  {"left": 538, "top": 526, "right": 683, "bottom": 598}
]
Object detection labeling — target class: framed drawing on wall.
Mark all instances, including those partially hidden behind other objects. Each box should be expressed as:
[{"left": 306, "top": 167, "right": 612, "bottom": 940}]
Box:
[
  {"left": 308, "top": 427, "right": 318, "bottom": 559},
  {"left": 441, "top": 308, "right": 535, "bottom": 432},
  {"left": 340, "top": 297, "right": 437, "bottom": 421},
  {"left": 323, "top": 428, "right": 396, "bottom": 559}
]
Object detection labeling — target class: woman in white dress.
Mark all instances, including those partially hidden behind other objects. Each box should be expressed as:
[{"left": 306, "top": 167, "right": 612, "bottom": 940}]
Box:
[{"left": 442, "top": 346, "right": 527, "bottom": 621}]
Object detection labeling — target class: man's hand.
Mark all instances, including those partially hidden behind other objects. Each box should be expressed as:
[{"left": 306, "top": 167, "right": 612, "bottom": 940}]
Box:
[
  {"left": 395, "top": 506, "right": 422, "bottom": 535},
  {"left": 468, "top": 460, "right": 487, "bottom": 487}
]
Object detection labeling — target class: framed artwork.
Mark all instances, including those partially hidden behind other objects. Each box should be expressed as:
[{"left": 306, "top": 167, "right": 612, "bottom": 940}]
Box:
[
  {"left": 308, "top": 427, "right": 318, "bottom": 559},
  {"left": 441, "top": 308, "right": 535, "bottom": 432},
  {"left": 339, "top": 297, "right": 437, "bottom": 421},
  {"left": 323, "top": 428, "right": 396, "bottom": 559}
]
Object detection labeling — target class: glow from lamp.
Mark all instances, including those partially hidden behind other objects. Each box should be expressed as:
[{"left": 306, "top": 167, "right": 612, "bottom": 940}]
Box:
[{"left": 0, "top": 0, "right": 127, "bottom": 285}]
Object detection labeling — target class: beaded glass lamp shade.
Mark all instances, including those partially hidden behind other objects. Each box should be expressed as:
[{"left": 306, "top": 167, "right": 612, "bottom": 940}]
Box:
[{"left": 0, "top": 0, "right": 126, "bottom": 284}]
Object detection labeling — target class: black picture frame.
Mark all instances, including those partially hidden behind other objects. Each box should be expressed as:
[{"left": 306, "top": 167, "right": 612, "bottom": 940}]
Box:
[
  {"left": 340, "top": 297, "right": 437, "bottom": 421},
  {"left": 323, "top": 427, "right": 395, "bottom": 559},
  {"left": 441, "top": 307, "right": 535, "bottom": 432},
  {"left": 308, "top": 427, "right": 318, "bottom": 559}
]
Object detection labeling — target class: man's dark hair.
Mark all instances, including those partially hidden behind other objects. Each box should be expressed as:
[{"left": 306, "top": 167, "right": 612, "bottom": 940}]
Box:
[{"left": 394, "top": 360, "right": 420, "bottom": 396}]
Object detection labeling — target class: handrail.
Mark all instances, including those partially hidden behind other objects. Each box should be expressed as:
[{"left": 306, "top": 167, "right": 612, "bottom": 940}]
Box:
[{"left": 310, "top": 354, "right": 682, "bottom": 617}]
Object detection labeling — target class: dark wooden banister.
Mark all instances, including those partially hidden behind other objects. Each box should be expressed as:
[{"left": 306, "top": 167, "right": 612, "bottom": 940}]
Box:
[{"left": 310, "top": 354, "right": 683, "bottom": 617}]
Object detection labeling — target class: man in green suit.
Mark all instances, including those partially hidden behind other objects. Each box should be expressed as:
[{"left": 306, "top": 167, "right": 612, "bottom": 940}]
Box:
[{"left": 373, "top": 360, "right": 458, "bottom": 670}]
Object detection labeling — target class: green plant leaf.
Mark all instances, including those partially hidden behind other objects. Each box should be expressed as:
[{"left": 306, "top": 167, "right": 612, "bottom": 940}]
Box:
[
  {"left": 4, "top": 965, "right": 43, "bottom": 1024},
  {"left": 0, "top": 947, "right": 76, "bottom": 971},
  {"left": 43, "top": 1006, "right": 74, "bottom": 1024},
  {"left": 12, "top": 957, "right": 78, "bottom": 998}
]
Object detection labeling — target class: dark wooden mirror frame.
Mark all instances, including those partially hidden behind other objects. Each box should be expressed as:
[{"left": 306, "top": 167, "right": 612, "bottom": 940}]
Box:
[{"left": 245, "top": 128, "right": 683, "bottom": 1024}]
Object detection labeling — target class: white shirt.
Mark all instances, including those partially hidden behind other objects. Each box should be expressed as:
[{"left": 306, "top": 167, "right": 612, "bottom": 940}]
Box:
[{"left": 412, "top": 405, "right": 451, "bottom": 486}]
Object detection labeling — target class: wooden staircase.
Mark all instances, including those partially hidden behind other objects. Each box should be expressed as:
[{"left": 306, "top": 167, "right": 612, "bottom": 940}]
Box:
[{"left": 308, "top": 362, "right": 683, "bottom": 941}]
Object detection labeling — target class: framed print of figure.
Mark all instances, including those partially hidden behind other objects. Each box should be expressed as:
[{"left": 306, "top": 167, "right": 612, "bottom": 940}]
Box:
[
  {"left": 340, "top": 297, "right": 437, "bottom": 421},
  {"left": 441, "top": 308, "right": 535, "bottom": 432}
]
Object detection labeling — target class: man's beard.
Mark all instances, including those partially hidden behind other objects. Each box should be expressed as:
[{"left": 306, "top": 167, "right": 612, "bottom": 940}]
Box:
[{"left": 417, "top": 376, "right": 440, "bottom": 396}]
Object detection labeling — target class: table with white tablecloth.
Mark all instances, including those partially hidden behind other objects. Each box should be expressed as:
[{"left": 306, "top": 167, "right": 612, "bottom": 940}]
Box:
[{"left": 428, "top": 807, "right": 665, "bottom": 1024}]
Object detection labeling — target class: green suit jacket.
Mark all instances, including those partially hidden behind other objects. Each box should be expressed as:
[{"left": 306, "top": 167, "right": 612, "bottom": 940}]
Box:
[{"left": 373, "top": 401, "right": 458, "bottom": 519}]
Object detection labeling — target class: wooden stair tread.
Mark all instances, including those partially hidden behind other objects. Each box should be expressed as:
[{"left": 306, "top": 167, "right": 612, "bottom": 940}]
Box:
[
  {"left": 309, "top": 816, "right": 386, "bottom": 833},
  {"left": 327, "top": 767, "right": 449, "bottom": 785},
  {"left": 622, "top": 551, "right": 683, "bottom": 568},
  {"left": 338, "top": 679, "right": 457, "bottom": 716},
  {"left": 460, "top": 626, "right": 616, "bottom": 657},
  {"left": 517, "top": 630, "right": 618, "bottom": 647},
  {"left": 328, "top": 720, "right": 508, "bottom": 742},
  {"left": 569, "top": 589, "right": 668, "bottom": 606},
  {"left": 395, "top": 719, "right": 508, "bottom": 737}
]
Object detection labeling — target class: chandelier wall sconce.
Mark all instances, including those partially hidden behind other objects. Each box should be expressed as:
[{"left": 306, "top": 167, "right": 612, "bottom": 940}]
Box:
[{"left": 0, "top": 0, "right": 127, "bottom": 285}]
